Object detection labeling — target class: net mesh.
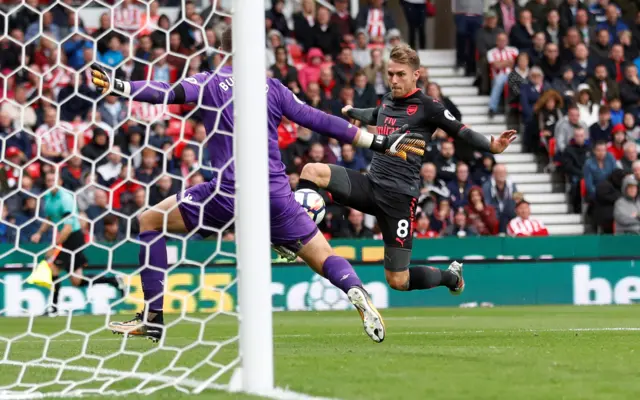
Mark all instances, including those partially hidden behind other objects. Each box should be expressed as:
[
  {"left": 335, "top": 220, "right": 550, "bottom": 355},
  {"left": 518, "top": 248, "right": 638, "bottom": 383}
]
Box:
[{"left": 0, "top": 1, "right": 242, "bottom": 397}]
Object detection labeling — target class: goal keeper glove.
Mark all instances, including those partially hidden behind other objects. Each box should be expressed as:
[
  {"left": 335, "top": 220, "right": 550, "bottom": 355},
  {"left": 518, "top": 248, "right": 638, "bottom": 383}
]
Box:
[
  {"left": 368, "top": 124, "right": 426, "bottom": 161},
  {"left": 91, "top": 65, "right": 131, "bottom": 96}
]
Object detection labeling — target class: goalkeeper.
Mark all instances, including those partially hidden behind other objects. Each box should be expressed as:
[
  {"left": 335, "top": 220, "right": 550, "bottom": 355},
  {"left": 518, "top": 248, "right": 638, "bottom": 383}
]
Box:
[
  {"left": 299, "top": 44, "right": 516, "bottom": 294},
  {"left": 93, "top": 27, "right": 425, "bottom": 343}
]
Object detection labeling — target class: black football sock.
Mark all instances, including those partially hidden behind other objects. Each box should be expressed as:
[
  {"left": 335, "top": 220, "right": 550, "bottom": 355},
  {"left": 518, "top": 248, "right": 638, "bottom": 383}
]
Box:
[
  {"left": 408, "top": 266, "right": 459, "bottom": 291},
  {"left": 77, "top": 276, "right": 119, "bottom": 288},
  {"left": 297, "top": 179, "right": 319, "bottom": 192},
  {"left": 52, "top": 276, "right": 61, "bottom": 310},
  {"left": 89, "top": 276, "right": 120, "bottom": 287}
]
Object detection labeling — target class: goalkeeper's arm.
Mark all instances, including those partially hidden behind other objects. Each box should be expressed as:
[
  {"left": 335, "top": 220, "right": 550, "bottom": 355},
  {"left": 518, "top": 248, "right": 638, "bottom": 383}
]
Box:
[{"left": 91, "top": 65, "right": 207, "bottom": 105}]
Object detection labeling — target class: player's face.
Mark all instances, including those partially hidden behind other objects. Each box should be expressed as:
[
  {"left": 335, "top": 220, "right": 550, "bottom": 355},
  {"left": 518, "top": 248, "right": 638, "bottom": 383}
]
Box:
[{"left": 387, "top": 60, "right": 419, "bottom": 98}]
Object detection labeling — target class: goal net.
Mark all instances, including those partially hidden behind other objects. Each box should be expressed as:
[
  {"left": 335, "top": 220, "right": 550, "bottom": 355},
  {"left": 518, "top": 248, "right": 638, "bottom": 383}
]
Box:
[{"left": 0, "top": 0, "right": 276, "bottom": 398}]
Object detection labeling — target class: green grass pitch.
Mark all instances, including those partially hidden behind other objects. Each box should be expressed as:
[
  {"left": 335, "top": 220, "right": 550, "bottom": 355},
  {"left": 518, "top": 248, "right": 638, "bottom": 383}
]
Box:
[{"left": 0, "top": 305, "right": 639, "bottom": 400}]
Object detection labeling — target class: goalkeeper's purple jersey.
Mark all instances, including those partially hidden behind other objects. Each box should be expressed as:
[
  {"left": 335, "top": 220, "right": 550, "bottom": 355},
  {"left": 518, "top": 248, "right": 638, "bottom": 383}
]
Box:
[{"left": 134, "top": 65, "right": 360, "bottom": 197}]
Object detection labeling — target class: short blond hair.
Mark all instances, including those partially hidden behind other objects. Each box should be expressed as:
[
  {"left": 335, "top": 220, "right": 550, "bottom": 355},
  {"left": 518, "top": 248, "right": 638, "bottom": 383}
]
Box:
[{"left": 389, "top": 44, "right": 420, "bottom": 71}]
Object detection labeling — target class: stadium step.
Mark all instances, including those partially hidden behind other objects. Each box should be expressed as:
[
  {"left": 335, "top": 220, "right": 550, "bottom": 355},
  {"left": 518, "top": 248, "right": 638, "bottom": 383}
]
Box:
[
  {"left": 503, "top": 143, "right": 523, "bottom": 153},
  {"left": 536, "top": 214, "right": 583, "bottom": 225},
  {"left": 530, "top": 203, "right": 570, "bottom": 214},
  {"left": 442, "top": 86, "right": 479, "bottom": 96},
  {"left": 459, "top": 105, "right": 489, "bottom": 115},
  {"left": 526, "top": 193, "right": 567, "bottom": 204},
  {"left": 428, "top": 66, "right": 464, "bottom": 78},
  {"left": 509, "top": 173, "right": 553, "bottom": 183},
  {"left": 494, "top": 153, "right": 535, "bottom": 163},
  {"left": 450, "top": 95, "right": 490, "bottom": 106},
  {"left": 515, "top": 182, "right": 554, "bottom": 193},
  {"left": 547, "top": 224, "right": 586, "bottom": 235},
  {"left": 432, "top": 76, "right": 475, "bottom": 87},
  {"left": 499, "top": 163, "right": 538, "bottom": 173},
  {"left": 464, "top": 114, "right": 506, "bottom": 125}
]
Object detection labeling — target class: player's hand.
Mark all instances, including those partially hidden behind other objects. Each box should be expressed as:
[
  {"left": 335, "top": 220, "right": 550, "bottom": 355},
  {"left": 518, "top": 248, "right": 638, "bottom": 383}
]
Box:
[
  {"left": 341, "top": 105, "right": 353, "bottom": 116},
  {"left": 91, "top": 64, "right": 127, "bottom": 96},
  {"left": 489, "top": 130, "right": 517, "bottom": 154},
  {"left": 31, "top": 233, "right": 41, "bottom": 243},
  {"left": 371, "top": 124, "right": 426, "bottom": 161}
]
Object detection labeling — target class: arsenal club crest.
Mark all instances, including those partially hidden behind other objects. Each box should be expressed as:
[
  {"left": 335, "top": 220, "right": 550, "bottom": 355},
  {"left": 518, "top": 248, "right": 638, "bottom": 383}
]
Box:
[{"left": 407, "top": 105, "right": 418, "bottom": 115}]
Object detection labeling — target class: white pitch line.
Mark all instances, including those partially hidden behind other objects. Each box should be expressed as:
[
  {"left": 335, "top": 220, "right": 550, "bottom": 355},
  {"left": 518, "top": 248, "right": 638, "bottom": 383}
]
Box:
[
  {"left": 0, "top": 361, "right": 340, "bottom": 400},
  {"left": 5, "top": 327, "right": 640, "bottom": 344}
]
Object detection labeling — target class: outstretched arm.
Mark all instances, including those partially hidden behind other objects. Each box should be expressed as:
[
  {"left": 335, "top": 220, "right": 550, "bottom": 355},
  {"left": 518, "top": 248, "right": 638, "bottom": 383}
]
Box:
[
  {"left": 342, "top": 105, "right": 379, "bottom": 126},
  {"left": 277, "top": 81, "right": 424, "bottom": 160},
  {"left": 425, "top": 98, "right": 516, "bottom": 154},
  {"left": 91, "top": 65, "right": 209, "bottom": 105}
]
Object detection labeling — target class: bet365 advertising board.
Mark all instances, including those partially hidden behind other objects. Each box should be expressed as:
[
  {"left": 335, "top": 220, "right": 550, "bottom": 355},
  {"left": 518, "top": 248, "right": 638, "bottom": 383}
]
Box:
[{"left": 0, "top": 236, "right": 638, "bottom": 316}]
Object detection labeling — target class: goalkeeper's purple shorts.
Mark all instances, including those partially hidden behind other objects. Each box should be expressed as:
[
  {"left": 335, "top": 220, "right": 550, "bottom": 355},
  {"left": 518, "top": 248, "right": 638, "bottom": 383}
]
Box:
[{"left": 176, "top": 180, "right": 318, "bottom": 252}]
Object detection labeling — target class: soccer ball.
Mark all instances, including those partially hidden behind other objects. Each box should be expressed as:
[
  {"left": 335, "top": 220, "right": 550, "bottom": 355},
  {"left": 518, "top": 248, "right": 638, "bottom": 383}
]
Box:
[
  {"left": 305, "top": 275, "right": 352, "bottom": 311},
  {"left": 295, "top": 189, "right": 326, "bottom": 225}
]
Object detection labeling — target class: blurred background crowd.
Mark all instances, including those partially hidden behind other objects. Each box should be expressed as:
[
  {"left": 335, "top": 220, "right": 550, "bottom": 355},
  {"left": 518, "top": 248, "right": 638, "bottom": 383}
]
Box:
[{"left": 0, "top": 0, "right": 639, "bottom": 248}]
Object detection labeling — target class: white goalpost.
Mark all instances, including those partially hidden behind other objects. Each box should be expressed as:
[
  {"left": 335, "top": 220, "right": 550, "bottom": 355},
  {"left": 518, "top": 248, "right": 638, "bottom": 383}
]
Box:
[{"left": 232, "top": 0, "right": 274, "bottom": 394}]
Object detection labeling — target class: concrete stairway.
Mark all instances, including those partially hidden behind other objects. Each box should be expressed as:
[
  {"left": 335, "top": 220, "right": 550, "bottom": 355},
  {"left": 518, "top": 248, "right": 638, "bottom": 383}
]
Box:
[{"left": 420, "top": 50, "right": 585, "bottom": 235}]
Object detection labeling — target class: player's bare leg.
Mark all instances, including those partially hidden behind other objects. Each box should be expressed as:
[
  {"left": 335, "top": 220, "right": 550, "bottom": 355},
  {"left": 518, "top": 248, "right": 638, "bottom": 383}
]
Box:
[
  {"left": 109, "top": 195, "right": 187, "bottom": 342},
  {"left": 298, "top": 163, "right": 332, "bottom": 191},
  {"left": 297, "top": 230, "right": 385, "bottom": 343}
]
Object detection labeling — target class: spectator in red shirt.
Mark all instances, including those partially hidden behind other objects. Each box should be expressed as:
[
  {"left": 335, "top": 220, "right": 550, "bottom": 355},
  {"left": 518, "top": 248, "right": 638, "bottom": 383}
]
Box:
[
  {"left": 464, "top": 186, "right": 499, "bottom": 235},
  {"left": 277, "top": 117, "right": 297, "bottom": 150},
  {"left": 607, "top": 124, "right": 627, "bottom": 160},
  {"left": 110, "top": 164, "right": 141, "bottom": 210},
  {"left": 356, "top": 0, "right": 396, "bottom": 45},
  {"left": 507, "top": 200, "right": 549, "bottom": 236},
  {"left": 608, "top": 44, "right": 629, "bottom": 83},
  {"left": 414, "top": 211, "right": 439, "bottom": 239},
  {"left": 318, "top": 67, "right": 338, "bottom": 100},
  {"left": 487, "top": 32, "right": 519, "bottom": 116},
  {"left": 299, "top": 48, "right": 324, "bottom": 91}
]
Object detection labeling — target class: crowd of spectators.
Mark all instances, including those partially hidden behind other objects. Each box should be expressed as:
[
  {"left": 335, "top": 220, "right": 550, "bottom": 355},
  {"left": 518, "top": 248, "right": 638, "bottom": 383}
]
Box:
[
  {"left": 462, "top": 0, "right": 640, "bottom": 234},
  {"left": 0, "top": 0, "right": 569, "bottom": 244}
]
